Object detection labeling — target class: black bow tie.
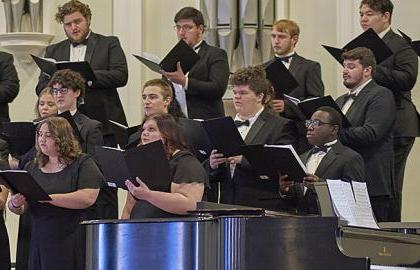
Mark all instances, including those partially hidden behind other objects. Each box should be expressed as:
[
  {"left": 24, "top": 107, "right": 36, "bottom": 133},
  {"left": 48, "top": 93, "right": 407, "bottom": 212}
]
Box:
[
  {"left": 71, "top": 39, "right": 88, "bottom": 47},
  {"left": 234, "top": 119, "right": 250, "bottom": 128},
  {"left": 346, "top": 92, "right": 357, "bottom": 100},
  {"left": 275, "top": 54, "right": 295, "bottom": 63},
  {"left": 310, "top": 145, "right": 330, "bottom": 155}
]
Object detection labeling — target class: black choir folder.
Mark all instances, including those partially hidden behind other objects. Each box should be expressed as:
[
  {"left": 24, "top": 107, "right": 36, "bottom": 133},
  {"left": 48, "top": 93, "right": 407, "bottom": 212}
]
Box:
[
  {"left": 283, "top": 94, "right": 351, "bottom": 127},
  {"left": 133, "top": 40, "right": 200, "bottom": 73},
  {"left": 94, "top": 140, "right": 170, "bottom": 191},
  {"left": 0, "top": 170, "right": 51, "bottom": 201},
  {"left": 398, "top": 29, "right": 420, "bottom": 57},
  {"left": 265, "top": 59, "right": 299, "bottom": 99},
  {"left": 31, "top": 54, "right": 96, "bottom": 82},
  {"left": 241, "top": 144, "right": 307, "bottom": 182},
  {"left": 108, "top": 120, "right": 141, "bottom": 150},
  {"left": 178, "top": 118, "right": 212, "bottom": 162},
  {"left": 201, "top": 117, "right": 244, "bottom": 157},
  {"left": 1, "top": 122, "right": 36, "bottom": 156},
  {"left": 322, "top": 28, "right": 393, "bottom": 65}
]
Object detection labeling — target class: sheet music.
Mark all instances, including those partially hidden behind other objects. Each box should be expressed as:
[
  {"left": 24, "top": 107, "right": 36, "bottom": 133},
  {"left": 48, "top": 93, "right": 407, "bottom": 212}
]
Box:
[
  {"left": 172, "top": 82, "right": 188, "bottom": 117},
  {"left": 352, "top": 181, "right": 379, "bottom": 229},
  {"left": 326, "top": 180, "right": 357, "bottom": 225}
]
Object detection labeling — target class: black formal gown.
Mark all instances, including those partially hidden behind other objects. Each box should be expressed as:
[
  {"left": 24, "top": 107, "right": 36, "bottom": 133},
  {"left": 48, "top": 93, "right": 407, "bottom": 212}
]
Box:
[{"left": 24, "top": 154, "right": 103, "bottom": 270}]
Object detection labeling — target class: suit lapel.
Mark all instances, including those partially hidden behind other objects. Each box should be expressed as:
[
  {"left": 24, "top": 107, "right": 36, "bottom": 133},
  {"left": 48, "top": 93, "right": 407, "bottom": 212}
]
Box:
[
  {"left": 84, "top": 33, "right": 98, "bottom": 63},
  {"left": 288, "top": 54, "right": 302, "bottom": 75},
  {"left": 188, "top": 41, "right": 208, "bottom": 75},
  {"left": 315, "top": 142, "right": 342, "bottom": 177},
  {"left": 244, "top": 112, "right": 266, "bottom": 144}
]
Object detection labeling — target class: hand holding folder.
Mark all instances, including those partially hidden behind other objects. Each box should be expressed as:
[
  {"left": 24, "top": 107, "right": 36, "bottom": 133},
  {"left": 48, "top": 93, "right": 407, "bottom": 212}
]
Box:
[
  {"left": 241, "top": 144, "right": 307, "bottom": 182},
  {"left": 94, "top": 140, "right": 170, "bottom": 191},
  {"left": 201, "top": 117, "right": 244, "bottom": 157},
  {"left": 133, "top": 40, "right": 200, "bottom": 73},
  {"left": 0, "top": 170, "right": 51, "bottom": 201}
]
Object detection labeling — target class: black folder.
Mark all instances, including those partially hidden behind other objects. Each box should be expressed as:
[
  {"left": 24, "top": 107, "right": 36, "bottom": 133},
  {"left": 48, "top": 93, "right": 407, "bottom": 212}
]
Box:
[
  {"left": 398, "top": 29, "right": 420, "bottom": 57},
  {"left": 201, "top": 117, "right": 244, "bottom": 157},
  {"left": 133, "top": 40, "right": 200, "bottom": 73},
  {"left": 265, "top": 59, "right": 299, "bottom": 99},
  {"left": 241, "top": 144, "right": 307, "bottom": 182},
  {"left": 31, "top": 54, "right": 96, "bottom": 82},
  {"left": 322, "top": 28, "right": 393, "bottom": 64},
  {"left": 94, "top": 140, "right": 170, "bottom": 191},
  {"left": 0, "top": 170, "right": 51, "bottom": 201},
  {"left": 283, "top": 95, "right": 351, "bottom": 127},
  {"left": 0, "top": 122, "right": 36, "bottom": 156},
  {"left": 108, "top": 120, "right": 141, "bottom": 149},
  {"left": 178, "top": 118, "right": 212, "bottom": 162}
]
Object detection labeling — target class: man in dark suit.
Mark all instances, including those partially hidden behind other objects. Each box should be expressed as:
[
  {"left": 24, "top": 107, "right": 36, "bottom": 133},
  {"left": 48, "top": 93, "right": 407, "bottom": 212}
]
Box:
[
  {"left": 0, "top": 51, "right": 19, "bottom": 160},
  {"left": 335, "top": 47, "right": 395, "bottom": 222},
  {"left": 264, "top": 19, "right": 324, "bottom": 153},
  {"left": 35, "top": 0, "right": 128, "bottom": 147},
  {"left": 359, "top": 0, "right": 419, "bottom": 221},
  {"left": 163, "top": 7, "right": 230, "bottom": 120},
  {"left": 209, "top": 66, "right": 297, "bottom": 210},
  {"left": 280, "top": 106, "right": 365, "bottom": 214},
  {"left": 0, "top": 51, "right": 19, "bottom": 123}
]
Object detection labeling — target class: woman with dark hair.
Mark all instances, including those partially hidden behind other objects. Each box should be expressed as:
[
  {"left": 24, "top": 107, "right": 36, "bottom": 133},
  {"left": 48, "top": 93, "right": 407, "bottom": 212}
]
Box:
[
  {"left": 8, "top": 117, "right": 104, "bottom": 270},
  {"left": 121, "top": 113, "right": 206, "bottom": 219}
]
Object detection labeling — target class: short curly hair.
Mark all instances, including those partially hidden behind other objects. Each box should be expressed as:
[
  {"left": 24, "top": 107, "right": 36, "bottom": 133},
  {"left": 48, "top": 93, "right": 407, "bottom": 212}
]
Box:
[
  {"left": 55, "top": 0, "right": 92, "bottom": 24},
  {"left": 229, "top": 65, "right": 274, "bottom": 106},
  {"left": 48, "top": 69, "right": 86, "bottom": 103},
  {"left": 35, "top": 117, "right": 81, "bottom": 167}
]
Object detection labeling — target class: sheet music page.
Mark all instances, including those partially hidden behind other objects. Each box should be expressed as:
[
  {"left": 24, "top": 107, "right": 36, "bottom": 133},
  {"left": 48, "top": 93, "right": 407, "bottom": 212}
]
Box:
[
  {"left": 326, "top": 179, "right": 357, "bottom": 225},
  {"left": 351, "top": 181, "right": 379, "bottom": 229},
  {"left": 171, "top": 82, "right": 188, "bottom": 118}
]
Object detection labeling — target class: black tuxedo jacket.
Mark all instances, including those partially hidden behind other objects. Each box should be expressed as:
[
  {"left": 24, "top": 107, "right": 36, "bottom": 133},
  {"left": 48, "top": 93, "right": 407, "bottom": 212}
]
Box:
[
  {"left": 376, "top": 29, "right": 420, "bottom": 137},
  {"left": 73, "top": 111, "right": 103, "bottom": 155},
  {"left": 35, "top": 32, "right": 128, "bottom": 135},
  {"left": 186, "top": 41, "right": 230, "bottom": 119},
  {"left": 336, "top": 80, "right": 395, "bottom": 197},
  {"left": 0, "top": 52, "right": 19, "bottom": 122},
  {"left": 291, "top": 141, "right": 365, "bottom": 214},
  {"left": 213, "top": 108, "right": 298, "bottom": 210}
]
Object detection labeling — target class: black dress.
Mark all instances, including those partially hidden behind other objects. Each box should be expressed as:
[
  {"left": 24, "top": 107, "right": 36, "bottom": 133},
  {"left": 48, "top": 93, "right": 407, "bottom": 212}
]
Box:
[
  {"left": 130, "top": 150, "right": 206, "bottom": 219},
  {"left": 24, "top": 154, "right": 104, "bottom": 270},
  {"left": 0, "top": 209, "right": 11, "bottom": 270}
]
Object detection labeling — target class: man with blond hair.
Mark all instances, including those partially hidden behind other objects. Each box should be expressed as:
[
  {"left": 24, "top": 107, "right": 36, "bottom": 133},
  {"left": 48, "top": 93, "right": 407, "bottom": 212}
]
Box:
[{"left": 265, "top": 19, "right": 324, "bottom": 153}]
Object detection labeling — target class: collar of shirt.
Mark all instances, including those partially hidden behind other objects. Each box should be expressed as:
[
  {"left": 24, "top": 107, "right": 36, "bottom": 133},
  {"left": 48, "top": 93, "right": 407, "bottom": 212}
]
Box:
[
  {"left": 234, "top": 106, "right": 265, "bottom": 128},
  {"left": 348, "top": 78, "right": 372, "bottom": 97},
  {"left": 377, "top": 26, "right": 391, "bottom": 39},
  {"left": 274, "top": 51, "right": 295, "bottom": 59},
  {"left": 193, "top": 40, "right": 204, "bottom": 53},
  {"left": 58, "top": 109, "right": 77, "bottom": 116}
]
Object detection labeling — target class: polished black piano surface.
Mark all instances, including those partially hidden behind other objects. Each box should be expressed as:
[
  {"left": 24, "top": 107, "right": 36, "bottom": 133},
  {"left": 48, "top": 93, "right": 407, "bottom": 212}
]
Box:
[{"left": 83, "top": 209, "right": 369, "bottom": 270}]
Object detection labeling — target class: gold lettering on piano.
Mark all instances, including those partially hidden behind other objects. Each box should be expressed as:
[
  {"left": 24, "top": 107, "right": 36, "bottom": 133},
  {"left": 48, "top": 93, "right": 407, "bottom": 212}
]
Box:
[{"left": 378, "top": 246, "right": 392, "bottom": 257}]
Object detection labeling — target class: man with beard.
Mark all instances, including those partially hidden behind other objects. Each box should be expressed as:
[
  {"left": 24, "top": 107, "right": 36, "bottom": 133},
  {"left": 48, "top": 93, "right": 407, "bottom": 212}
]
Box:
[
  {"left": 35, "top": 0, "right": 128, "bottom": 219},
  {"left": 336, "top": 47, "right": 395, "bottom": 222}
]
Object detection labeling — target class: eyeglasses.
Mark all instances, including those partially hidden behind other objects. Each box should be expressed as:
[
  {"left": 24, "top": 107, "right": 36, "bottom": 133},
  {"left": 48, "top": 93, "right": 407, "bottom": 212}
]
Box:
[
  {"left": 51, "top": 87, "right": 69, "bottom": 95},
  {"left": 305, "top": 119, "right": 334, "bottom": 128},
  {"left": 174, "top": 24, "right": 196, "bottom": 32}
]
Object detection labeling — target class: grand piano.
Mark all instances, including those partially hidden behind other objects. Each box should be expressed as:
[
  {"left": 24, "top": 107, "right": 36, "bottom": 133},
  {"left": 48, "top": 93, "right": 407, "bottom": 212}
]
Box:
[{"left": 82, "top": 185, "right": 420, "bottom": 270}]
